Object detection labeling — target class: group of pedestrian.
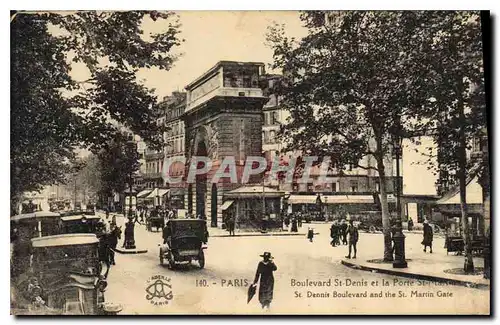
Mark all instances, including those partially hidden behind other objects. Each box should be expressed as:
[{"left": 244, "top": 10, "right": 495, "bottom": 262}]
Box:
[
  {"left": 330, "top": 218, "right": 358, "bottom": 259},
  {"left": 329, "top": 219, "right": 348, "bottom": 247}
]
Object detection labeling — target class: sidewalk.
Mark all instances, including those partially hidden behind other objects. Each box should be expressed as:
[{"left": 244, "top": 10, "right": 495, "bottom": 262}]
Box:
[
  {"left": 209, "top": 227, "right": 318, "bottom": 238},
  {"left": 341, "top": 233, "right": 490, "bottom": 289}
]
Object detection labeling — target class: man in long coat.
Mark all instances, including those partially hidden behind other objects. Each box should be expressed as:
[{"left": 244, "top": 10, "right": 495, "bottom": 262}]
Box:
[{"left": 422, "top": 220, "right": 433, "bottom": 253}]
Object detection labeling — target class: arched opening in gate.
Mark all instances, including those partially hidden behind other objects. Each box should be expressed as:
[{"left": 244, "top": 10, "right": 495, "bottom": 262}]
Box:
[{"left": 211, "top": 183, "right": 218, "bottom": 227}]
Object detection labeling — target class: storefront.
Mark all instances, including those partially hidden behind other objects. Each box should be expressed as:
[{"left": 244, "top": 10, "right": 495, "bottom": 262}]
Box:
[
  {"left": 223, "top": 185, "right": 284, "bottom": 230},
  {"left": 145, "top": 188, "right": 170, "bottom": 208},
  {"left": 436, "top": 177, "right": 485, "bottom": 237},
  {"left": 287, "top": 194, "right": 395, "bottom": 221},
  {"left": 436, "top": 177, "right": 484, "bottom": 237},
  {"left": 136, "top": 189, "right": 153, "bottom": 208}
]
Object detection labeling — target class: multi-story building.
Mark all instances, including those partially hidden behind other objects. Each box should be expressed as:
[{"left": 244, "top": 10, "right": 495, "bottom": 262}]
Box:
[
  {"left": 262, "top": 74, "right": 285, "bottom": 161},
  {"left": 143, "top": 123, "right": 164, "bottom": 190},
  {"left": 259, "top": 74, "right": 400, "bottom": 218},
  {"left": 163, "top": 91, "right": 187, "bottom": 209}
]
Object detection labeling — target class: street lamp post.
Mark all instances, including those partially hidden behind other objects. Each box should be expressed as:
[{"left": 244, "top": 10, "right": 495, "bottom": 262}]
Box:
[
  {"left": 123, "top": 137, "right": 137, "bottom": 250},
  {"left": 392, "top": 132, "right": 407, "bottom": 268}
]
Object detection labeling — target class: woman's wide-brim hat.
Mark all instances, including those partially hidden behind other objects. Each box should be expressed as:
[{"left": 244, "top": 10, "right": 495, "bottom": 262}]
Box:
[{"left": 260, "top": 252, "right": 273, "bottom": 259}]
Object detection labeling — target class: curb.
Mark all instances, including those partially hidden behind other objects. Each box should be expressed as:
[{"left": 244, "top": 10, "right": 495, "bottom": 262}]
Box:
[
  {"left": 211, "top": 232, "right": 320, "bottom": 238},
  {"left": 114, "top": 248, "right": 148, "bottom": 254},
  {"left": 341, "top": 260, "right": 490, "bottom": 289}
]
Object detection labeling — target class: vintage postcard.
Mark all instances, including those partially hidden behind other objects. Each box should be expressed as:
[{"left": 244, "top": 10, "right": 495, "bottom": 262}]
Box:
[{"left": 10, "top": 10, "right": 490, "bottom": 315}]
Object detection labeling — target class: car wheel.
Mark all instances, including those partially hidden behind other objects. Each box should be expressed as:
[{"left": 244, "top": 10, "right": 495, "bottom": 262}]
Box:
[{"left": 198, "top": 251, "right": 205, "bottom": 269}]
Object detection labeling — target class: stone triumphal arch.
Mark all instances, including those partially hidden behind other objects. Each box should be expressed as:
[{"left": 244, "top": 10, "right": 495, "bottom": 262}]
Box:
[{"left": 183, "top": 61, "right": 268, "bottom": 227}]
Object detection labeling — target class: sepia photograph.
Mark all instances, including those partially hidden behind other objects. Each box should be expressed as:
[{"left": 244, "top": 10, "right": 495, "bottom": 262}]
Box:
[{"left": 9, "top": 9, "right": 491, "bottom": 315}]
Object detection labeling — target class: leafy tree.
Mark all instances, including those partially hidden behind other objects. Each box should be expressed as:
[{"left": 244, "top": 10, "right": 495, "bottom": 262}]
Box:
[
  {"left": 11, "top": 11, "right": 182, "bottom": 210},
  {"left": 266, "top": 11, "right": 451, "bottom": 261},
  {"left": 412, "top": 11, "right": 486, "bottom": 273},
  {"left": 96, "top": 134, "right": 140, "bottom": 209}
]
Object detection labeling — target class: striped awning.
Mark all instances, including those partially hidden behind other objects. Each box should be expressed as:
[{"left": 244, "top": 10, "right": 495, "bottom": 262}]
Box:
[
  {"left": 146, "top": 188, "right": 170, "bottom": 199},
  {"left": 221, "top": 200, "right": 234, "bottom": 211},
  {"left": 137, "top": 189, "right": 153, "bottom": 198}
]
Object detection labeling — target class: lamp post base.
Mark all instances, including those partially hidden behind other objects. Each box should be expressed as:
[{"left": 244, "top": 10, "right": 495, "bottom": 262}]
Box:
[{"left": 392, "top": 229, "right": 408, "bottom": 268}]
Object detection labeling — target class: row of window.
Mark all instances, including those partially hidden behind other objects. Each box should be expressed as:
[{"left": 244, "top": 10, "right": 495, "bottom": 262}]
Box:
[
  {"left": 165, "top": 136, "right": 185, "bottom": 155},
  {"left": 166, "top": 107, "right": 184, "bottom": 121},
  {"left": 264, "top": 111, "right": 280, "bottom": 126},
  {"left": 165, "top": 122, "right": 184, "bottom": 137},
  {"left": 262, "top": 130, "right": 278, "bottom": 144},
  {"left": 146, "top": 160, "right": 163, "bottom": 175}
]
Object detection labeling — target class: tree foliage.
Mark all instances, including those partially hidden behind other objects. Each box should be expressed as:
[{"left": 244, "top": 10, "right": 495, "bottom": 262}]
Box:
[
  {"left": 267, "top": 11, "right": 443, "bottom": 260},
  {"left": 266, "top": 11, "right": 486, "bottom": 262},
  {"left": 96, "top": 134, "right": 140, "bottom": 203},
  {"left": 11, "top": 11, "right": 182, "bottom": 203}
]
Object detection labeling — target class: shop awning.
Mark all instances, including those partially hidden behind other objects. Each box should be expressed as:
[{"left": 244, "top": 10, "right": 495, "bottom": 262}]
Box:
[
  {"left": 324, "top": 195, "right": 374, "bottom": 204},
  {"left": 289, "top": 194, "right": 375, "bottom": 205},
  {"left": 137, "top": 189, "right": 153, "bottom": 198},
  {"left": 220, "top": 200, "right": 234, "bottom": 211},
  {"left": 145, "top": 188, "right": 170, "bottom": 199},
  {"left": 225, "top": 185, "right": 284, "bottom": 199},
  {"left": 288, "top": 195, "right": 318, "bottom": 204}
]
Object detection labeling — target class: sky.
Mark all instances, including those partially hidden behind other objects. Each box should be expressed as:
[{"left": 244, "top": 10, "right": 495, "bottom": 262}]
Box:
[{"left": 135, "top": 11, "right": 308, "bottom": 98}]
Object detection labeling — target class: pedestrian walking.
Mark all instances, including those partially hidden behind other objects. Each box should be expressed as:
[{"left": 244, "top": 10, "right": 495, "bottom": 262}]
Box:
[
  {"left": 408, "top": 218, "right": 414, "bottom": 231},
  {"left": 330, "top": 222, "right": 337, "bottom": 247},
  {"left": 345, "top": 220, "right": 359, "bottom": 259},
  {"left": 227, "top": 215, "right": 236, "bottom": 236},
  {"left": 297, "top": 214, "right": 302, "bottom": 228},
  {"left": 422, "top": 219, "right": 433, "bottom": 253},
  {"left": 290, "top": 218, "right": 298, "bottom": 232},
  {"left": 253, "top": 252, "right": 277, "bottom": 309},
  {"left": 340, "top": 220, "right": 348, "bottom": 245},
  {"left": 284, "top": 216, "right": 290, "bottom": 231},
  {"left": 108, "top": 223, "right": 121, "bottom": 265},
  {"left": 307, "top": 228, "right": 314, "bottom": 242}
]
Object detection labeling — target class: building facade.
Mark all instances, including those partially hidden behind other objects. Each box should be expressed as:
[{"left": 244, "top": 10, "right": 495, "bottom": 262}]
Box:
[{"left": 163, "top": 92, "right": 187, "bottom": 209}]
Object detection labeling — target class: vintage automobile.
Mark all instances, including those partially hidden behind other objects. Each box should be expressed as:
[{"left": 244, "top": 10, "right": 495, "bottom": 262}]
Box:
[
  {"left": 159, "top": 219, "right": 209, "bottom": 269},
  {"left": 12, "top": 234, "right": 121, "bottom": 315},
  {"left": 147, "top": 212, "right": 164, "bottom": 232},
  {"left": 11, "top": 211, "right": 62, "bottom": 277},
  {"left": 59, "top": 212, "right": 102, "bottom": 234}
]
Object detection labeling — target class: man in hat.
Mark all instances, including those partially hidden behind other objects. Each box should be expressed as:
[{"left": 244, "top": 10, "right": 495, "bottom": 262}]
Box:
[
  {"left": 253, "top": 252, "right": 277, "bottom": 309},
  {"left": 345, "top": 220, "right": 359, "bottom": 259}
]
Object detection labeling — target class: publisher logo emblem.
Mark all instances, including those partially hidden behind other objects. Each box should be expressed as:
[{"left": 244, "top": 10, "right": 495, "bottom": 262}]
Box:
[{"left": 145, "top": 275, "right": 173, "bottom": 306}]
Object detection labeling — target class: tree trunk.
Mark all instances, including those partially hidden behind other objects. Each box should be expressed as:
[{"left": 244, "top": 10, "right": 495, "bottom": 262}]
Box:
[
  {"left": 374, "top": 135, "right": 393, "bottom": 261},
  {"left": 458, "top": 97, "right": 474, "bottom": 273}
]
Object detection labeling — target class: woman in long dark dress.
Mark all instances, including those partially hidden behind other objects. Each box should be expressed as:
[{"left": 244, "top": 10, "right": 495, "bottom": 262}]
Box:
[
  {"left": 422, "top": 220, "right": 433, "bottom": 253},
  {"left": 290, "top": 218, "right": 298, "bottom": 232},
  {"left": 253, "top": 252, "right": 277, "bottom": 309}
]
